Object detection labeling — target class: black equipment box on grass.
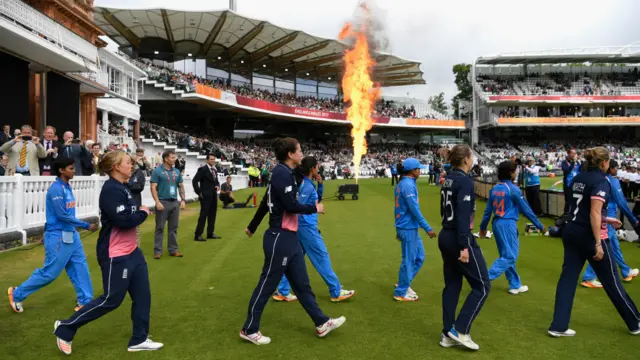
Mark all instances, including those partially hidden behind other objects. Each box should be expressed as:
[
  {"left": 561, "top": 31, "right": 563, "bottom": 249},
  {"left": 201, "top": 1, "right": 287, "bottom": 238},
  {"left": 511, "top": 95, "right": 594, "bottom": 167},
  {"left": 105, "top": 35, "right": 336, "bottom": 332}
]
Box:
[{"left": 337, "top": 184, "right": 359, "bottom": 201}]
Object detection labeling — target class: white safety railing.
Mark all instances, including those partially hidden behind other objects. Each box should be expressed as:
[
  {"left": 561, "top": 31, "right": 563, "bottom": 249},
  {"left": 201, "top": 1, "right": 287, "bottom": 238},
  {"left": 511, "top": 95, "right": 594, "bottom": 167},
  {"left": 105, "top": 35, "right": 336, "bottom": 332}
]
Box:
[
  {"left": 0, "top": 0, "right": 98, "bottom": 68},
  {"left": 0, "top": 174, "right": 250, "bottom": 247}
]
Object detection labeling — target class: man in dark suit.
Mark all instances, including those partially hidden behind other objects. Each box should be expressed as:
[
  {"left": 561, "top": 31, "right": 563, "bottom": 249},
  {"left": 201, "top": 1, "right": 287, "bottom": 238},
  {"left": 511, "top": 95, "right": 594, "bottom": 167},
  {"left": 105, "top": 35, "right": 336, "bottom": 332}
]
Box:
[
  {"left": 58, "top": 131, "right": 89, "bottom": 176},
  {"left": 192, "top": 154, "right": 221, "bottom": 241},
  {"left": 39, "top": 126, "right": 58, "bottom": 175}
]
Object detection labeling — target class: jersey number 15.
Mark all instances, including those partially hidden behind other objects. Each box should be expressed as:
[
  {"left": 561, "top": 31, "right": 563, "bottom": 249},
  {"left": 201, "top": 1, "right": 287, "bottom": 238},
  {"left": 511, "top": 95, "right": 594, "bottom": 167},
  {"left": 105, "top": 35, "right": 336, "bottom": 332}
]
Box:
[{"left": 441, "top": 190, "right": 454, "bottom": 221}]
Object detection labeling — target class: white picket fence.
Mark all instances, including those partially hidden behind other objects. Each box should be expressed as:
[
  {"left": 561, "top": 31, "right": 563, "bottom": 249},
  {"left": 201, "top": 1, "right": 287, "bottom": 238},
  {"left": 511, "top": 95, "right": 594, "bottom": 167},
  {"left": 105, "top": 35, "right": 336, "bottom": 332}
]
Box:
[{"left": 0, "top": 174, "right": 249, "bottom": 248}]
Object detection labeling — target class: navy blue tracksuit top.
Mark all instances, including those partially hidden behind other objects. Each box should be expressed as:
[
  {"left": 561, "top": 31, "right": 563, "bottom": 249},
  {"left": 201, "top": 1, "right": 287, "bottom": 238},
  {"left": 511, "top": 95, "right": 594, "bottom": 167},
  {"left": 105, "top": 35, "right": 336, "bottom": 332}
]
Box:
[{"left": 247, "top": 163, "right": 317, "bottom": 233}]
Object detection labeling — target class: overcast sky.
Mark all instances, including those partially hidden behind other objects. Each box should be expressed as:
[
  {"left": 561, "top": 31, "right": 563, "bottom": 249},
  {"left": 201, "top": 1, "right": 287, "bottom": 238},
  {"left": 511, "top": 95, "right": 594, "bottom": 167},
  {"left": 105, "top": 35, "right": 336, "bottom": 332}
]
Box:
[{"left": 96, "top": 0, "right": 640, "bottom": 109}]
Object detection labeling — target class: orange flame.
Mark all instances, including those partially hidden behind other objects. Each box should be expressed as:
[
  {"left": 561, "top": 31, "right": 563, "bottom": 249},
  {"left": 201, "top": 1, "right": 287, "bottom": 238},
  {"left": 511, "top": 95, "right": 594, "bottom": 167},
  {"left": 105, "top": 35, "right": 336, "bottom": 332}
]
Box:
[{"left": 339, "top": 22, "right": 380, "bottom": 183}]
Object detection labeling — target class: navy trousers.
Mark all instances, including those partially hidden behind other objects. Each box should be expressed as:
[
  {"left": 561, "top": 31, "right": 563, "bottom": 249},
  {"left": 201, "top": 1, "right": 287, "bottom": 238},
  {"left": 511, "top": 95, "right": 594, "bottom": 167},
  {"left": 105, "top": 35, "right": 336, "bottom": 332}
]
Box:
[
  {"left": 242, "top": 229, "right": 329, "bottom": 335},
  {"left": 438, "top": 229, "right": 491, "bottom": 335},
  {"left": 54, "top": 248, "right": 151, "bottom": 347},
  {"left": 549, "top": 225, "right": 640, "bottom": 332}
]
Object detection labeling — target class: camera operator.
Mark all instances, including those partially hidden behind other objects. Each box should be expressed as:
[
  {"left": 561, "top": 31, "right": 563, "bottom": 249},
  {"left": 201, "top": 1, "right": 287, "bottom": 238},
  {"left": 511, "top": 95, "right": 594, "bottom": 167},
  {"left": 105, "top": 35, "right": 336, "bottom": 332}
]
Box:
[
  {"left": 0, "top": 125, "right": 46, "bottom": 175},
  {"left": 58, "top": 131, "right": 90, "bottom": 176}
]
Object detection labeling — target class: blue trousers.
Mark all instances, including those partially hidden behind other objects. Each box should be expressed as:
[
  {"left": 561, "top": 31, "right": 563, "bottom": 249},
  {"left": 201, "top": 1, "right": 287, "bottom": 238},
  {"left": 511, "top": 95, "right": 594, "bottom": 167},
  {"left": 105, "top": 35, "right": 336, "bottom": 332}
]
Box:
[
  {"left": 394, "top": 228, "right": 425, "bottom": 297},
  {"left": 277, "top": 227, "right": 342, "bottom": 298},
  {"left": 438, "top": 229, "right": 491, "bottom": 335},
  {"left": 550, "top": 225, "right": 640, "bottom": 332},
  {"left": 583, "top": 225, "right": 631, "bottom": 280},
  {"left": 55, "top": 248, "right": 151, "bottom": 347},
  {"left": 488, "top": 220, "right": 522, "bottom": 290},
  {"left": 243, "top": 229, "right": 329, "bottom": 335},
  {"left": 13, "top": 231, "right": 92, "bottom": 305}
]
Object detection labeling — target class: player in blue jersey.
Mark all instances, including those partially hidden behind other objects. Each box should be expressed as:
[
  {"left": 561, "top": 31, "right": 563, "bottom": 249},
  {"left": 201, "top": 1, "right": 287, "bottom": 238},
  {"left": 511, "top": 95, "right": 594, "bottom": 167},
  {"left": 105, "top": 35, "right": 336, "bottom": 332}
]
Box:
[
  {"left": 549, "top": 147, "right": 640, "bottom": 338},
  {"left": 393, "top": 158, "right": 436, "bottom": 301},
  {"left": 438, "top": 145, "right": 491, "bottom": 351},
  {"left": 8, "top": 158, "right": 98, "bottom": 314},
  {"left": 480, "top": 161, "right": 544, "bottom": 295},
  {"left": 273, "top": 156, "right": 355, "bottom": 303},
  {"left": 581, "top": 159, "right": 640, "bottom": 288}
]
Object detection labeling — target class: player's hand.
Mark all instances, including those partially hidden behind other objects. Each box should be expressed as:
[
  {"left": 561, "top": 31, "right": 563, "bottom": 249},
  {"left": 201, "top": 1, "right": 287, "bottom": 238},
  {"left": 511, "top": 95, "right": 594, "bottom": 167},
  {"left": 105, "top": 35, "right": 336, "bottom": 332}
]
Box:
[
  {"left": 593, "top": 244, "right": 604, "bottom": 261},
  {"left": 479, "top": 230, "right": 487, "bottom": 238},
  {"left": 458, "top": 248, "right": 470, "bottom": 263},
  {"left": 245, "top": 228, "right": 253, "bottom": 238},
  {"left": 426, "top": 230, "right": 436, "bottom": 238},
  {"left": 88, "top": 223, "right": 98, "bottom": 232},
  {"left": 155, "top": 202, "right": 164, "bottom": 211},
  {"left": 316, "top": 203, "right": 325, "bottom": 214},
  {"left": 180, "top": 200, "right": 186, "bottom": 210},
  {"left": 315, "top": 174, "right": 323, "bottom": 184},
  {"left": 608, "top": 218, "right": 623, "bottom": 229},
  {"left": 140, "top": 205, "right": 150, "bottom": 213}
]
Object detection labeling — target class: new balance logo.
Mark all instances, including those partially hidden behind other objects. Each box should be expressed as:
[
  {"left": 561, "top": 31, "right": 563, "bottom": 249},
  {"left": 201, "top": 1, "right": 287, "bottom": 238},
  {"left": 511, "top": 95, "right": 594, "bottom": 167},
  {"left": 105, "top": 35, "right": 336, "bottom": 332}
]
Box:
[
  {"left": 282, "top": 257, "right": 288, "bottom": 266},
  {"left": 463, "top": 195, "right": 471, "bottom": 201},
  {"left": 122, "top": 269, "right": 128, "bottom": 279},
  {"left": 597, "top": 191, "right": 606, "bottom": 197},
  {"left": 285, "top": 186, "right": 292, "bottom": 193}
]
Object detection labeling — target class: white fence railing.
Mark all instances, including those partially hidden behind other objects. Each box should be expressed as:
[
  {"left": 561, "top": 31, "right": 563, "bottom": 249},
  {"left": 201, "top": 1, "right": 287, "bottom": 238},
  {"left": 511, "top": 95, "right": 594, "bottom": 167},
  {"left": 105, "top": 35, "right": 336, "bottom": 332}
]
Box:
[
  {"left": 0, "top": 174, "right": 250, "bottom": 247},
  {"left": 0, "top": 0, "right": 98, "bottom": 68}
]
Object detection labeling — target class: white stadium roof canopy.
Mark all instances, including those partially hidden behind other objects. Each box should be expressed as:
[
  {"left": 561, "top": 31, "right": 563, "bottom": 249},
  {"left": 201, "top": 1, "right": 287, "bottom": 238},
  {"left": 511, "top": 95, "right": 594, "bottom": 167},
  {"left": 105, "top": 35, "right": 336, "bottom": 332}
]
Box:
[
  {"left": 93, "top": 7, "right": 425, "bottom": 87},
  {"left": 476, "top": 44, "right": 640, "bottom": 65}
]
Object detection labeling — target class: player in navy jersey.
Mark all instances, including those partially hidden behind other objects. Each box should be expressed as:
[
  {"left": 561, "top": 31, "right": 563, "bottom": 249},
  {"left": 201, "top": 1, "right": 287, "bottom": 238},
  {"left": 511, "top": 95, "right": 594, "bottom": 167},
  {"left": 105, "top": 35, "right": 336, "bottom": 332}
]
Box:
[
  {"left": 438, "top": 145, "right": 491, "bottom": 351},
  {"left": 480, "top": 161, "right": 544, "bottom": 295},
  {"left": 241, "top": 138, "right": 345, "bottom": 345},
  {"left": 549, "top": 147, "right": 640, "bottom": 338},
  {"left": 53, "top": 151, "right": 162, "bottom": 355}
]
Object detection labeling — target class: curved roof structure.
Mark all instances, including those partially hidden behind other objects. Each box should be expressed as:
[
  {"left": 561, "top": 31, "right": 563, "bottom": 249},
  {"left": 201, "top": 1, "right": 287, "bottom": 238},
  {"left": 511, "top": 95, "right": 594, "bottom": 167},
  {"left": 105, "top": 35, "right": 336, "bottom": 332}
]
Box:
[
  {"left": 476, "top": 44, "right": 640, "bottom": 65},
  {"left": 93, "top": 7, "right": 425, "bottom": 87}
]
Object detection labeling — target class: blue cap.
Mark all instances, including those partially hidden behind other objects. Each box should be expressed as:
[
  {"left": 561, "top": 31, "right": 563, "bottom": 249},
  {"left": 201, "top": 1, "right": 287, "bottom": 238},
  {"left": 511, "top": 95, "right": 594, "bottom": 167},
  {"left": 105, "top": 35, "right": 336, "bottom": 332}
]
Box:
[{"left": 402, "top": 158, "right": 427, "bottom": 171}]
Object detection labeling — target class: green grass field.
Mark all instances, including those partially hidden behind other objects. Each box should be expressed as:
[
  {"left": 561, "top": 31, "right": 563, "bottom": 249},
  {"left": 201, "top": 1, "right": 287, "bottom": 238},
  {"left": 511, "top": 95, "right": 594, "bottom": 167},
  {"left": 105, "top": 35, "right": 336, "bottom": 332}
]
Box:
[{"left": 1, "top": 178, "right": 638, "bottom": 360}]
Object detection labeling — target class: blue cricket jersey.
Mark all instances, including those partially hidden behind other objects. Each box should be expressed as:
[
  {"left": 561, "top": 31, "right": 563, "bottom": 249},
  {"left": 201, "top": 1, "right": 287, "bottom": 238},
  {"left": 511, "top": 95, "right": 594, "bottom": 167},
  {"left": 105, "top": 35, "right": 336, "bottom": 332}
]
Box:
[
  {"left": 394, "top": 177, "right": 432, "bottom": 232},
  {"left": 480, "top": 180, "right": 544, "bottom": 231},
  {"left": 567, "top": 169, "right": 610, "bottom": 237},
  {"left": 562, "top": 159, "right": 581, "bottom": 188},
  {"left": 607, "top": 174, "right": 637, "bottom": 222},
  {"left": 390, "top": 164, "right": 397, "bottom": 175},
  {"left": 298, "top": 176, "right": 323, "bottom": 228},
  {"left": 45, "top": 178, "right": 90, "bottom": 232}
]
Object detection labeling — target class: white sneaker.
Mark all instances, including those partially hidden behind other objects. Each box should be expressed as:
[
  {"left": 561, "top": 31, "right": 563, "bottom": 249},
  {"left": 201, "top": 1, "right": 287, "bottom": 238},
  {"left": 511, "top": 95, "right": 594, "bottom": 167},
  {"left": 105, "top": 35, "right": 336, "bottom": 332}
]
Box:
[
  {"left": 631, "top": 322, "right": 640, "bottom": 335},
  {"left": 316, "top": 316, "right": 346, "bottom": 338},
  {"left": 439, "top": 333, "right": 460, "bottom": 348},
  {"left": 128, "top": 338, "right": 164, "bottom": 352},
  {"left": 508, "top": 285, "right": 529, "bottom": 295},
  {"left": 54, "top": 320, "right": 72, "bottom": 355},
  {"left": 394, "top": 292, "right": 419, "bottom": 301},
  {"left": 447, "top": 329, "right": 479, "bottom": 350},
  {"left": 394, "top": 284, "right": 418, "bottom": 297},
  {"left": 8, "top": 287, "right": 23, "bottom": 313},
  {"left": 240, "top": 331, "right": 272, "bottom": 345},
  {"left": 548, "top": 329, "right": 576, "bottom": 337}
]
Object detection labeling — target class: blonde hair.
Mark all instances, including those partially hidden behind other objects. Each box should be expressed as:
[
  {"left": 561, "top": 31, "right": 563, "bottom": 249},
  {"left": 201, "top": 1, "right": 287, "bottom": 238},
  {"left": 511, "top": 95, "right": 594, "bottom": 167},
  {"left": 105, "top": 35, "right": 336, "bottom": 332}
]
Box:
[
  {"left": 98, "top": 151, "right": 129, "bottom": 175},
  {"left": 583, "top": 147, "right": 610, "bottom": 169}
]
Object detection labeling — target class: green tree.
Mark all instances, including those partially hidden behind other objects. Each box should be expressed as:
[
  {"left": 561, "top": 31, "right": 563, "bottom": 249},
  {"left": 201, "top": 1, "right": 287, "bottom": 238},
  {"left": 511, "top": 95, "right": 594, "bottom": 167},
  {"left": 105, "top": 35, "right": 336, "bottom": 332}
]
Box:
[
  {"left": 451, "top": 63, "right": 472, "bottom": 118},
  {"left": 428, "top": 92, "right": 448, "bottom": 114}
]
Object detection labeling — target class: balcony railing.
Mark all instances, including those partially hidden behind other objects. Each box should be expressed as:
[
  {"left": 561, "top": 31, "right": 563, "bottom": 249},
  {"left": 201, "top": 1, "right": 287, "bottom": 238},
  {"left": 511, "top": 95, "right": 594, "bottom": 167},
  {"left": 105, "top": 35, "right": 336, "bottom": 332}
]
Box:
[{"left": 0, "top": 0, "right": 98, "bottom": 69}]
